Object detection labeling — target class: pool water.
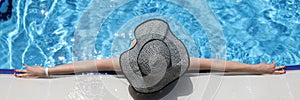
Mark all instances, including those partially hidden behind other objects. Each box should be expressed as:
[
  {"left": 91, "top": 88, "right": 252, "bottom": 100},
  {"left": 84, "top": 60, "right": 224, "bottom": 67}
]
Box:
[{"left": 0, "top": 0, "right": 299, "bottom": 69}]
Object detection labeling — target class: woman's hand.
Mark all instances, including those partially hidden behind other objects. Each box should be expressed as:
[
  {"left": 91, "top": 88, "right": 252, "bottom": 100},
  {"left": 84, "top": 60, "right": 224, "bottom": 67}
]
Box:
[
  {"left": 15, "top": 64, "right": 46, "bottom": 78},
  {"left": 255, "top": 61, "right": 286, "bottom": 74}
]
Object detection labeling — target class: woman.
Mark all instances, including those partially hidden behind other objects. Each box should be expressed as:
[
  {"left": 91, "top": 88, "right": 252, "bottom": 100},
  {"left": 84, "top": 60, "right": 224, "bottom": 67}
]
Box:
[{"left": 15, "top": 39, "right": 286, "bottom": 78}]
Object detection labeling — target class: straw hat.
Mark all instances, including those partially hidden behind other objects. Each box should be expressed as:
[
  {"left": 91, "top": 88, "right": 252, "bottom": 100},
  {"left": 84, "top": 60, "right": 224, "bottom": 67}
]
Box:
[{"left": 120, "top": 19, "right": 189, "bottom": 93}]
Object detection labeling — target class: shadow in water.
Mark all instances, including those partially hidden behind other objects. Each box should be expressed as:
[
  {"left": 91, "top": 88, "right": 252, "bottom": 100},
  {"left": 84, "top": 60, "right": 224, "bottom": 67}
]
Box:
[{"left": 128, "top": 75, "right": 193, "bottom": 100}]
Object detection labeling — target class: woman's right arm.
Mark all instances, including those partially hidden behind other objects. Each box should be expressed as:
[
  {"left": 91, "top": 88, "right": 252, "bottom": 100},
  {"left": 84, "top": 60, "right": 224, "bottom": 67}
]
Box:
[{"left": 189, "top": 58, "right": 286, "bottom": 74}]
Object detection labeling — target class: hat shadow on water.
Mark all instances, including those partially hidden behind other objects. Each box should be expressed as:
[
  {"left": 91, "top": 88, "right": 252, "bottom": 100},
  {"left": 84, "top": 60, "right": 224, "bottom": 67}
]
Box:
[{"left": 128, "top": 75, "right": 193, "bottom": 100}]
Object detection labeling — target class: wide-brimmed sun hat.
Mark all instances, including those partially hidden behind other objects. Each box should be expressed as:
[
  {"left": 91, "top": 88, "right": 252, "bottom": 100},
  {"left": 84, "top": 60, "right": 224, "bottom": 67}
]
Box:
[{"left": 119, "top": 19, "right": 190, "bottom": 93}]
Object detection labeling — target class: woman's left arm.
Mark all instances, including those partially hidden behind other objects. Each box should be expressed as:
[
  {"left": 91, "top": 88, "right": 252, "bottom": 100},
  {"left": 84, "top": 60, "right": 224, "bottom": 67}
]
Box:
[{"left": 15, "top": 58, "right": 120, "bottom": 78}]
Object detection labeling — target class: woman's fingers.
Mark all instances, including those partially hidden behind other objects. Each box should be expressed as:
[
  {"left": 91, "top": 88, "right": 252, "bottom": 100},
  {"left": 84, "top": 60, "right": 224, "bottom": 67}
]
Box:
[
  {"left": 15, "top": 69, "right": 27, "bottom": 73},
  {"left": 269, "top": 61, "right": 286, "bottom": 74},
  {"left": 272, "top": 70, "right": 286, "bottom": 74},
  {"left": 15, "top": 73, "right": 28, "bottom": 78},
  {"left": 14, "top": 64, "right": 43, "bottom": 78},
  {"left": 23, "top": 64, "right": 30, "bottom": 67},
  {"left": 15, "top": 73, "right": 36, "bottom": 78},
  {"left": 14, "top": 64, "right": 30, "bottom": 78},
  {"left": 275, "top": 66, "right": 286, "bottom": 70},
  {"left": 272, "top": 61, "right": 276, "bottom": 65}
]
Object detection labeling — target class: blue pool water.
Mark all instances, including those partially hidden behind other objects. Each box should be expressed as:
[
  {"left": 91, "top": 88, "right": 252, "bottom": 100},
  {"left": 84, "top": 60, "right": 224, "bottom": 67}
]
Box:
[{"left": 0, "top": 0, "right": 299, "bottom": 69}]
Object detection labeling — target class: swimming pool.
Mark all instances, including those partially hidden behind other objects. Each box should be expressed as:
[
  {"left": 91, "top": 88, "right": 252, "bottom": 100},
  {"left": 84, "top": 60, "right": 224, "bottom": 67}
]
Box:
[
  {"left": 1, "top": 0, "right": 299, "bottom": 100},
  {"left": 1, "top": 0, "right": 299, "bottom": 70}
]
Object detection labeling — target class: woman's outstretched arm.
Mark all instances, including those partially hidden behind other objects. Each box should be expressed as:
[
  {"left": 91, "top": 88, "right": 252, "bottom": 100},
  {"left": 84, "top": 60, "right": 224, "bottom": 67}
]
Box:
[
  {"left": 15, "top": 58, "right": 120, "bottom": 78},
  {"left": 189, "top": 58, "right": 286, "bottom": 74},
  {"left": 15, "top": 57, "right": 285, "bottom": 78}
]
